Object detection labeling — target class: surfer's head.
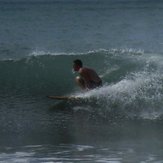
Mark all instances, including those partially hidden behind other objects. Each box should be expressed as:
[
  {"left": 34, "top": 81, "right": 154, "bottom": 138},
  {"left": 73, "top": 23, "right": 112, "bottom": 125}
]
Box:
[{"left": 73, "top": 59, "right": 83, "bottom": 71}]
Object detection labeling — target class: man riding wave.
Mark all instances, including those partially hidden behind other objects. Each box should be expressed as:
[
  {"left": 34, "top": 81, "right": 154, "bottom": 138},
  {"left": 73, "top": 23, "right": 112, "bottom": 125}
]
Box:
[{"left": 73, "top": 59, "right": 102, "bottom": 90}]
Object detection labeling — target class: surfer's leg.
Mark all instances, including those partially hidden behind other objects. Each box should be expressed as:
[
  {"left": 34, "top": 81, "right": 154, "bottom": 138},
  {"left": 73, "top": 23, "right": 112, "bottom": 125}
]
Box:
[{"left": 75, "top": 76, "right": 86, "bottom": 89}]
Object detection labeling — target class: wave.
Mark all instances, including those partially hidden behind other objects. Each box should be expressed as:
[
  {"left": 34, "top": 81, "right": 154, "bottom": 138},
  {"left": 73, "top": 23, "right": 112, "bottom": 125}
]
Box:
[
  {"left": 0, "top": 48, "right": 143, "bottom": 94},
  {"left": 1, "top": 49, "right": 163, "bottom": 120}
]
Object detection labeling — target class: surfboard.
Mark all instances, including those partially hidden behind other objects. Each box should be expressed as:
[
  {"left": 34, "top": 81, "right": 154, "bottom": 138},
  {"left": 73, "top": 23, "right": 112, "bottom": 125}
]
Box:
[{"left": 47, "top": 95, "right": 82, "bottom": 101}]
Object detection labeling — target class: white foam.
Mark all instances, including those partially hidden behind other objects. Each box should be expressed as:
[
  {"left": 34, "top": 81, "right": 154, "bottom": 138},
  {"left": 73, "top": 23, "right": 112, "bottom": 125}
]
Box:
[
  {"left": 74, "top": 69, "right": 163, "bottom": 119},
  {"left": 28, "top": 48, "right": 145, "bottom": 57}
]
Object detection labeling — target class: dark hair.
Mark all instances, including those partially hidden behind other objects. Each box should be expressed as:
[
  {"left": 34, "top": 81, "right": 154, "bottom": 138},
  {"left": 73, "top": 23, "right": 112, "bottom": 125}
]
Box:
[{"left": 73, "top": 59, "right": 83, "bottom": 67}]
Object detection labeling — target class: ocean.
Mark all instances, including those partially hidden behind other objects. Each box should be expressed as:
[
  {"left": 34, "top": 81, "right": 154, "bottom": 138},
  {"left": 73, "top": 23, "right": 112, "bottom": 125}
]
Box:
[{"left": 0, "top": 0, "right": 163, "bottom": 162}]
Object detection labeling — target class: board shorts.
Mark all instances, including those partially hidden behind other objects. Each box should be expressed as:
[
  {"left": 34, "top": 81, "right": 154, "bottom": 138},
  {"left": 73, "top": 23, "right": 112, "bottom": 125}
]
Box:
[{"left": 88, "top": 80, "right": 102, "bottom": 89}]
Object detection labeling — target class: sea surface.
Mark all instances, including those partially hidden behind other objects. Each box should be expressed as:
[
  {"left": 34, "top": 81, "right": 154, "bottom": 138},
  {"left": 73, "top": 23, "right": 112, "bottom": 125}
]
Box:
[{"left": 0, "top": 0, "right": 163, "bottom": 162}]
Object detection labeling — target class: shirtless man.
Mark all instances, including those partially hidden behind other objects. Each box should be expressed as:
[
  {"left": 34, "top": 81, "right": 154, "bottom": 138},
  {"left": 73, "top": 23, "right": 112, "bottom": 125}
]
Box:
[{"left": 73, "top": 59, "right": 102, "bottom": 90}]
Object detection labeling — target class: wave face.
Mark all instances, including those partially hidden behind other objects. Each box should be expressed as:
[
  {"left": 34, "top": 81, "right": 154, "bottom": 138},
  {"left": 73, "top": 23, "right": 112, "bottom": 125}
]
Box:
[{"left": 1, "top": 49, "right": 163, "bottom": 120}]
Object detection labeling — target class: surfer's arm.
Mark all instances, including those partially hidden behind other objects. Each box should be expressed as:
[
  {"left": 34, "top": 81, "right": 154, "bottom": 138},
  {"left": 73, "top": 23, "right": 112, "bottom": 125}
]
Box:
[{"left": 79, "top": 69, "right": 92, "bottom": 89}]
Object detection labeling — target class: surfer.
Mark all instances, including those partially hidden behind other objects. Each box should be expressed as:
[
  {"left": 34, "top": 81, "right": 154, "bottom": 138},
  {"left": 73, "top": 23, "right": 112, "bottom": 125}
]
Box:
[{"left": 73, "top": 59, "right": 102, "bottom": 90}]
